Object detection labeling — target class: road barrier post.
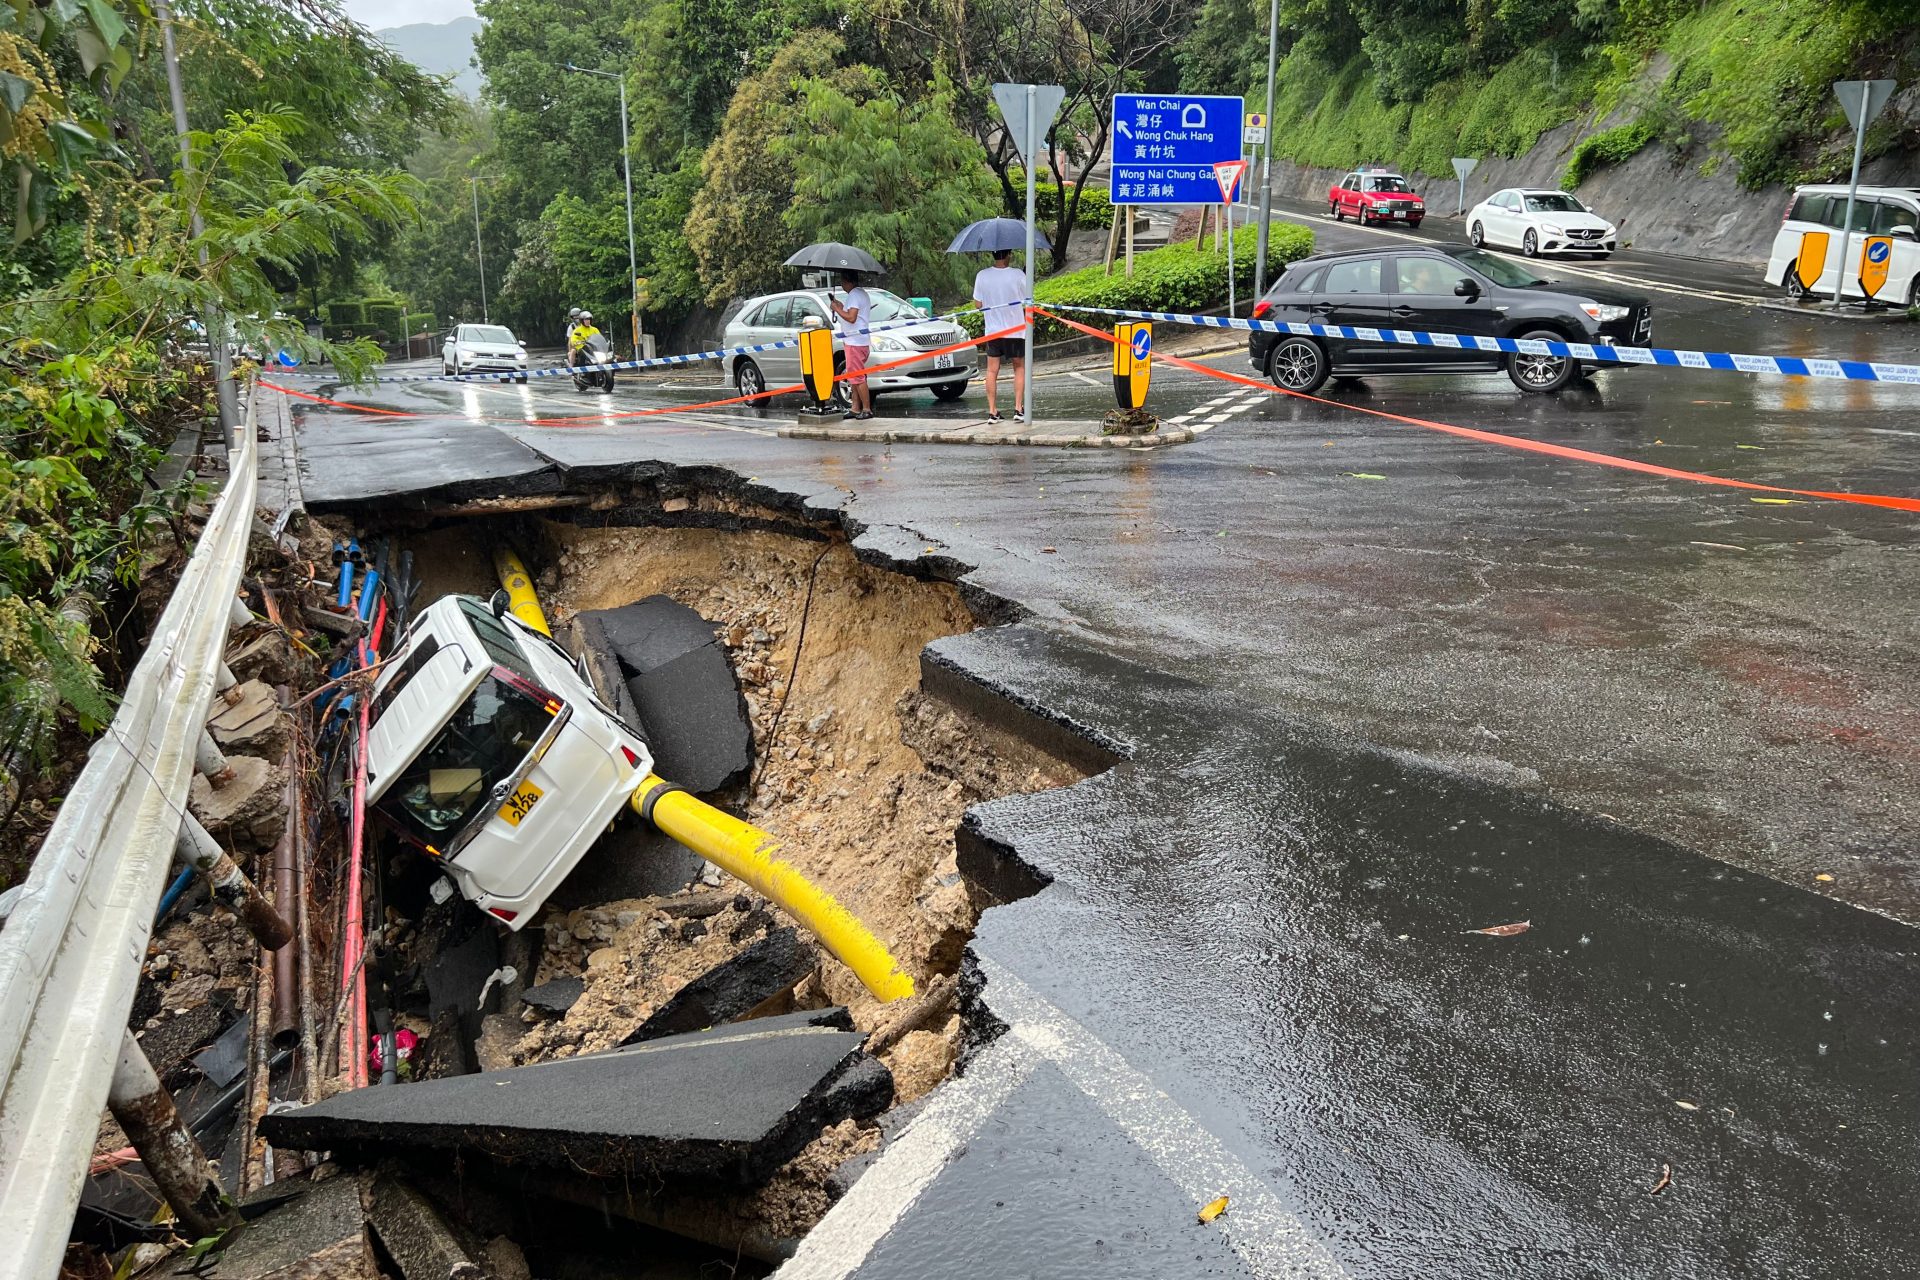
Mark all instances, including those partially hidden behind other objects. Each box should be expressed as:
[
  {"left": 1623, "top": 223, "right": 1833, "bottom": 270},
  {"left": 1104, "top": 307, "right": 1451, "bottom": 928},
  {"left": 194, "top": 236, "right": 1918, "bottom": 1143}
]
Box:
[{"left": 1112, "top": 321, "right": 1152, "bottom": 411}]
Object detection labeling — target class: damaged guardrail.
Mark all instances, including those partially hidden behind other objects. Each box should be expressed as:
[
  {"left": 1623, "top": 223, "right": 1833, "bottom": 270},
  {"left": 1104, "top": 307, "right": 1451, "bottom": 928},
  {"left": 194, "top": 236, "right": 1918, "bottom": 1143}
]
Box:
[{"left": 0, "top": 382, "right": 262, "bottom": 1280}]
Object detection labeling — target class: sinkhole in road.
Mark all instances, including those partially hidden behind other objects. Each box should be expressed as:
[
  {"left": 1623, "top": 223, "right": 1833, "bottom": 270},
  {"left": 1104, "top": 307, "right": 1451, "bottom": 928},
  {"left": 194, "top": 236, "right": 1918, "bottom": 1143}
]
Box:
[{"left": 379, "top": 488, "right": 1093, "bottom": 1260}]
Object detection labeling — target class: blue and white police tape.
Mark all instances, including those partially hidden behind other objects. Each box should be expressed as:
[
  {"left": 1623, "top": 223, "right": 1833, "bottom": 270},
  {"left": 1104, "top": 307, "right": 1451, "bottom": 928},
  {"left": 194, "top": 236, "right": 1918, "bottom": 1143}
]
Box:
[
  {"left": 273, "top": 307, "right": 986, "bottom": 385},
  {"left": 1045, "top": 304, "right": 1920, "bottom": 385}
]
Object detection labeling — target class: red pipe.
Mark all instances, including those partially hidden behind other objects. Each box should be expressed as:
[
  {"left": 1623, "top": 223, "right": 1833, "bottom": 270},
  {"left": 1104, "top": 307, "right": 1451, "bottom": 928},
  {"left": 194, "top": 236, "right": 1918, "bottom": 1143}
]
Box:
[{"left": 340, "top": 595, "right": 389, "bottom": 1090}]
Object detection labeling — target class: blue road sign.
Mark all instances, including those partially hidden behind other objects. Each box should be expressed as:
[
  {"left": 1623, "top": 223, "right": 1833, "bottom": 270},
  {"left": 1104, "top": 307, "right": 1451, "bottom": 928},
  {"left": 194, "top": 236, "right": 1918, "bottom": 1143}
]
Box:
[
  {"left": 1110, "top": 94, "right": 1245, "bottom": 205},
  {"left": 1130, "top": 328, "right": 1152, "bottom": 361},
  {"left": 1868, "top": 240, "right": 1892, "bottom": 264}
]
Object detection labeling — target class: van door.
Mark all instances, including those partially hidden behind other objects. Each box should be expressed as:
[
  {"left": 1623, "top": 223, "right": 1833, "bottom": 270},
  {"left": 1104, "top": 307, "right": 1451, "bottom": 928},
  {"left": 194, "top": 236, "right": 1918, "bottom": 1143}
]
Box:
[{"left": 1872, "top": 200, "right": 1920, "bottom": 306}]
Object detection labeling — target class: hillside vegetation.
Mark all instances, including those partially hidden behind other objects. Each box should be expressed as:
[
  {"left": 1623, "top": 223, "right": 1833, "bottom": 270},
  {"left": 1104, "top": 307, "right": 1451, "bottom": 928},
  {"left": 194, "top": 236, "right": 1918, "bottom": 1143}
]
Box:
[{"left": 1180, "top": 0, "right": 1917, "bottom": 190}]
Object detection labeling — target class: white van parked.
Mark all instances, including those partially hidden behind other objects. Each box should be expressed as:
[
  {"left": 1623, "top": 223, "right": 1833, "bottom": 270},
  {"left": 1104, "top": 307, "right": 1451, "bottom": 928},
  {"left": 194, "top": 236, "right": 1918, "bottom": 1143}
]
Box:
[{"left": 1767, "top": 185, "right": 1920, "bottom": 306}]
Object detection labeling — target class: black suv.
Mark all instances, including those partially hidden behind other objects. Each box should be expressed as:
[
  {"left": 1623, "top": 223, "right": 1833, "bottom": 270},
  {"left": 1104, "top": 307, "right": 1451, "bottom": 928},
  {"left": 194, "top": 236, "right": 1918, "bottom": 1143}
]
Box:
[{"left": 1249, "top": 245, "right": 1653, "bottom": 394}]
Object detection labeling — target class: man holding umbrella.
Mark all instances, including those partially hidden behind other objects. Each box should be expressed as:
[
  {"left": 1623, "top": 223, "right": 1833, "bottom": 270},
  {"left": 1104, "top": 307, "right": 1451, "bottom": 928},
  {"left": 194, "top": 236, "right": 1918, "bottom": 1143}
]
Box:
[
  {"left": 971, "top": 248, "right": 1030, "bottom": 423},
  {"left": 827, "top": 269, "right": 874, "bottom": 421}
]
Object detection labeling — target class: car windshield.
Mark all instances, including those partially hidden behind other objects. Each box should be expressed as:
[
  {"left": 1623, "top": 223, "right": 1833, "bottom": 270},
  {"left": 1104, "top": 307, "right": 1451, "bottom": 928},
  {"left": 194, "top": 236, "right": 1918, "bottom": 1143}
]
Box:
[
  {"left": 465, "top": 326, "right": 517, "bottom": 344},
  {"left": 1523, "top": 194, "right": 1586, "bottom": 214},
  {"left": 853, "top": 290, "right": 920, "bottom": 322},
  {"left": 1451, "top": 248, "right": 1547, "bottom": 287},
  {"left": 375, "top": 672, "right": 554, "bottom": 850},
  {"left": 1365, "top": 175, "right": 1410, "bottom": 193}
]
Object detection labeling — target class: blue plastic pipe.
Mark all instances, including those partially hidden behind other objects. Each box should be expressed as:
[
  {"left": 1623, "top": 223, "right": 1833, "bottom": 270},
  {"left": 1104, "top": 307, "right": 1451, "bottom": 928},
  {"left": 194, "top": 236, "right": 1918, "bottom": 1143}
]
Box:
[{"left": 153, "top": 865, "right": 194, "bottom": 924}]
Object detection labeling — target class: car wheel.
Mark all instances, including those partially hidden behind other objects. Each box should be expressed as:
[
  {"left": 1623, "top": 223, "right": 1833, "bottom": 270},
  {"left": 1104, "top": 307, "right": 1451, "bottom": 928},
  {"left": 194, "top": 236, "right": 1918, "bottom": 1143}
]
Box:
[
  {"left": 1329, "top": 201, "right": 1341, "bottom": 221},
  {"left": 1507, "top": 329, "right": 1576, "bottom": 394},
  {"left": 735, "top": 358, "right": 766, "bottom": 398},
  {"left": 1267, "top": 337, "right": 1330, "bottom": 395},
  {"left": 1522, "top": 229, "right": 1539, "bottom": 258},
  {"left": 1407, "top": 218, "right": 1422, "bottom": 229},
  {"left": 932, "top": 380, "right": 968, "bottom": 402},
  {"left": 1469, "top": 221, "right": 1485, "bottom": 248}
]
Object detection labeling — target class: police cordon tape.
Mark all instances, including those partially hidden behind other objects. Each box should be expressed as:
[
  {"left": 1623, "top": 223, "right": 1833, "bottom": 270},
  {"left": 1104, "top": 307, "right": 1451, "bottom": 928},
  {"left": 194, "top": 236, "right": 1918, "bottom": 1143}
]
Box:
[
  {"left": 260, "top": 319, "right": 1031, "bottom": 426},
  {"left": 1030, "top": 306, "right": 1920, "bottom": 515},
  {"left": 1046, "top": 303, "right": 1920, "bottom": 385},
  {"left": 271, "top": 306, "right": 993, "bottom": 385}
]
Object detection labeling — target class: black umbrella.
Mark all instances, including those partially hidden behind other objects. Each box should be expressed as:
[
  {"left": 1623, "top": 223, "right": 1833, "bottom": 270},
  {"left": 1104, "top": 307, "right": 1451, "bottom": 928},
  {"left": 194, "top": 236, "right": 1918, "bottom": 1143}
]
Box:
[
  {"left": 783, "top": 242, "right": 886, "bottom": 275},
  {"left": 945, "top": 218, "right": 1052, "bottom": 255}
]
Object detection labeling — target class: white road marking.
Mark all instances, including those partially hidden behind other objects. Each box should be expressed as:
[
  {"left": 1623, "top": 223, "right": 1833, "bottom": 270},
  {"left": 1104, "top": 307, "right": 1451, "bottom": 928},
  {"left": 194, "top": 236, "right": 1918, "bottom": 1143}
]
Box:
[
  {"left": 778, "top": 960, "right": 1347, "bottom": 1279},
  {"left": 775, "top": 1037, "right": 1040, "bottom": 1279}
]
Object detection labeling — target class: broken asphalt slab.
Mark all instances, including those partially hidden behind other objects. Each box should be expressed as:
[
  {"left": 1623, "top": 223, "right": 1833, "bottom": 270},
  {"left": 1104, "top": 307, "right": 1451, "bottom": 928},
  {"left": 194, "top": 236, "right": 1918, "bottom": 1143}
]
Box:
[
  {"left": 619, "top": 926, "right": 817, "bottom": 1044},
  {"left": 296, "top": 416, "right": 557, "bottom": 510},
  {"left": 262, "top": 1010, "right": 891, "bottom": 1189}
]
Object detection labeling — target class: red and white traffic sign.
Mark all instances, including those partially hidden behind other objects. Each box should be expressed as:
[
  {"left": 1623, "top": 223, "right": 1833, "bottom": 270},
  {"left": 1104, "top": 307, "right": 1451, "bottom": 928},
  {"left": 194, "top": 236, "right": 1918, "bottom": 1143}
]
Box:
[{"left": 1213, "top": 159, "right": 1248, "bottom": 203}]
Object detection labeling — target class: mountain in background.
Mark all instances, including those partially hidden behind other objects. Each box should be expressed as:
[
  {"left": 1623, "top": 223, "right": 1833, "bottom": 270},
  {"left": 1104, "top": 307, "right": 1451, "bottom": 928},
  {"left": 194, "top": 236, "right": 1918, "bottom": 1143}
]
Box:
[{"left": 376, "top": 16, "right": 483, "bottom": 99}]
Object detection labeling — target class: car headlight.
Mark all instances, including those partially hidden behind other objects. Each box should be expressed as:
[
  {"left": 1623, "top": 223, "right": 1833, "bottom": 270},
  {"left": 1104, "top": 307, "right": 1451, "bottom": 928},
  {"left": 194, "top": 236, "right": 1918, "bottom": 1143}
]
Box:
[
  {"left": 1581, "top": 303, "right": 1631, "bottom": 322},
  {"left": 873, "top": 334, "right": 911, "bottom": 353},
  {"left": 1542, "top": 224, "right": 1566, "bottom": 236}
]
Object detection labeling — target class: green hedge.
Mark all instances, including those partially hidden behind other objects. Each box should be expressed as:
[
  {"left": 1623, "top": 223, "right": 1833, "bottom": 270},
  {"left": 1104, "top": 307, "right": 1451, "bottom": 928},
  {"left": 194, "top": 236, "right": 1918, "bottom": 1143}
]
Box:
[
  {"left": 362, "top": 300, "right": 404, "bottom": 338},
  {"left": 1035, "top": 183, "right": 1113, "bottom": 230},
  {"left": 404, "top": 311, "right": 435, "bottom": 334},
  {"left": 964, "top": 222, "right": 1315, "bottom": 344},
  {"left": 322, "top": 300, "right": 365, "bottom": 328}
]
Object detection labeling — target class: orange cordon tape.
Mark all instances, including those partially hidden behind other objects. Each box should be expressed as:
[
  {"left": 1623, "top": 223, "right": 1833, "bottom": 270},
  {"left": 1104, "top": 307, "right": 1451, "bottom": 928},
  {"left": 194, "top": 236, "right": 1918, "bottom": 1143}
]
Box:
[
  {"left": 1031, "top": 306, "right": 1920, "bottom": 516},
  {"left": 260, "top": 322, "right": 1030, "bottom": 427}
]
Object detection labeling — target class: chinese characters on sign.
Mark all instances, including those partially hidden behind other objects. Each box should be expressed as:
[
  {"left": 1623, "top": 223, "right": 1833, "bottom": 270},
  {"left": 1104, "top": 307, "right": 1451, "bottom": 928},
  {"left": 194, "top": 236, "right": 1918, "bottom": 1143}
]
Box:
[{"left": 1110, "top": 95, "right": 1246, "bottom": 206}]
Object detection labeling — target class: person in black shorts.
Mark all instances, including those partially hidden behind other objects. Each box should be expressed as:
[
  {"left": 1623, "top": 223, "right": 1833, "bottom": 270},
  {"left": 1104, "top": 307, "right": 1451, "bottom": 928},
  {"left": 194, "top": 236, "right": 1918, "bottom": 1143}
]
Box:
[{"left": 972, "top": 249, "right": 1031, "bottom": 422}]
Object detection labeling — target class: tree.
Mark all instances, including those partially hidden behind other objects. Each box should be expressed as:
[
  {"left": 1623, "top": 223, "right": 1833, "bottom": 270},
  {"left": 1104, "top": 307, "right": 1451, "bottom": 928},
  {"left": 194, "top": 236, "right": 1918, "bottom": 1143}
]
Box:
[
  {"left": 683, "top": 32, "right": 862, "bottom": 306},
  {"left": 779, "top": 76, "right": 997, "bottom": 300}
]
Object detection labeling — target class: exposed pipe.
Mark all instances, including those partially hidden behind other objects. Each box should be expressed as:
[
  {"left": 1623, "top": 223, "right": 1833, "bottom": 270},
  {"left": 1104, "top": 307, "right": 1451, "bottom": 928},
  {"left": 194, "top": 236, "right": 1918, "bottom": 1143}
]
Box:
[
  {"left": 174, "top": 813, "right": 293, "bottom": 950},
  {"left": 242, "top": 931, "right": 274, "bottom": 1191},
  {"left": 292, "top": 719, "right": 320, "bottom": 1102},
  {"left": 106, "top": 1031, "right": 241, "bottom": 1241},
  {"left": 631, "top": 776, "right": 913, "bottom": 1003},
  {"left": 490, "top": 547, "right": 550, "bottom": 635},
  {"left": 270, "top": 692, "right": 298, "bottom": 1047}
]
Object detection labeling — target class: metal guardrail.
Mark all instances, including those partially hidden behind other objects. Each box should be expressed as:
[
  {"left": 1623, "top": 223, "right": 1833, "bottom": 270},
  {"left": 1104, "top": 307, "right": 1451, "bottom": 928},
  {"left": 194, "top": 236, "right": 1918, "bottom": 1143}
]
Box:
[{"left": 0, "top": 384, "right": 259, "bottom": 1278}]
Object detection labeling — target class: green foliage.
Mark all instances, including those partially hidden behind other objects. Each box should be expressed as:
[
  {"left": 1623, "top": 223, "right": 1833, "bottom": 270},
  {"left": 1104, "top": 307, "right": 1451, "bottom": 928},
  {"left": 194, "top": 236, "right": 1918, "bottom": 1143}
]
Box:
[
  {"left": 778, "top": 75, "right": 1000, "bottom": 302},
  {"left": 684, "top": 32, "right": 860, "bottom": 308},
  {"left": 963, "top": 223, "right": 1316, "bottom": 344},
  {"left": 324, "top": 301, "right": 365, "bottom": 328},
  {"left": 1036, "top": 184, "right": 1111, "bottom": 230},
  {"left": 405, "top": 311, "right": 435, "bottom": 333},
  {"left": 0, "top": 0, "right": 134, "bottom": 239},
  {"left": 1561, "top": 119, "right": 1657, "bottom": 189},
  {"left": 363, "top": 300, "right": 405, "bottom": 338}
]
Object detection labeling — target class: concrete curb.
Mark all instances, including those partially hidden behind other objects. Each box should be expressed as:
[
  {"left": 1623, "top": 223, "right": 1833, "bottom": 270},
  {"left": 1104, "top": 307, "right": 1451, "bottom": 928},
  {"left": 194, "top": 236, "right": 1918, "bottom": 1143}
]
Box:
[
  {"left": 777, "top": 421, "right": 1193, "bottom": 449},
  {"left": 1755, "top": 300, "right": 1915, "bottom": 323}
]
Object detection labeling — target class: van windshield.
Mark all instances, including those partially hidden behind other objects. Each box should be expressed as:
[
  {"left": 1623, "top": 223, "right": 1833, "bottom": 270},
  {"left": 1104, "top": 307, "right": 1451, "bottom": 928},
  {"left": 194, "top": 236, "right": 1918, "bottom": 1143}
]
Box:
[{"left": 375, "top": 671, "right": 554, "bottom": 851}]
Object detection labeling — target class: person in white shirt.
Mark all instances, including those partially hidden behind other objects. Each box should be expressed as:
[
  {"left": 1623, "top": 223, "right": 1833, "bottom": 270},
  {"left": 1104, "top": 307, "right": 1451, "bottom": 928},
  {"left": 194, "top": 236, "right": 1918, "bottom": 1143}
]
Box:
[
  {"left": 971, "top": 249, "right": 1030, "bottom": 422},
  {"left": 828, "top": 270, "right": 874, "bottom": 420}
]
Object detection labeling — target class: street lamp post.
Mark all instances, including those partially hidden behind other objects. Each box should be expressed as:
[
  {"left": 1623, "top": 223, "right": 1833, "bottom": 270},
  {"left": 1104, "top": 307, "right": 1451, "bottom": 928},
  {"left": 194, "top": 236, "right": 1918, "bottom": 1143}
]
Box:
[
  {"left": 565, "top": 62, "right": 641, "bottom": 359},
  {"left": 1252, "top": 0, "right": 1281, "bottom": 302},
  {"left": 471, "top": 177, "right": 489, "bottom": 323}
]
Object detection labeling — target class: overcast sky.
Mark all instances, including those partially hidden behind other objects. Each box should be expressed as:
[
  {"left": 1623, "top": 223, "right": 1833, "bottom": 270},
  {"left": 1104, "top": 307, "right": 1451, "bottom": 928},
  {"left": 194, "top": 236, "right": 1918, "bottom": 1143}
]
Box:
[{"left": 342, "top": 0, "right": 475, "bottom": 26}]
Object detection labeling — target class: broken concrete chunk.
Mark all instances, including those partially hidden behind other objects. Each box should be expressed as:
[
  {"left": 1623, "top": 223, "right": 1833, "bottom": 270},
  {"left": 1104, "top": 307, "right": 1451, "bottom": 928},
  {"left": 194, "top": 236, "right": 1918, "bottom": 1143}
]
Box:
[
  {"left": 367, "top": 1170, "right": 483, "bottom": 1280},
  {"left": 188, "top": 755, "right": 288, "bottom": 850},
  {"left": 577, "top": 596, "right": 753, "bottom": 793},
  {"left": 260, "top": 1011, "right": 891, "bottom": 1190},
  {"left": 166, "top": 1173, "right": 376, "bottom": 1279},
  {"left": 620, "top": 926, "right": 816, "bottom": 1044},
  {"left": 206, "top": 679, "right": 288, "bottom": 759},
  {"left": 519, "top": 975, "right": 585, "bottom": 1015}
]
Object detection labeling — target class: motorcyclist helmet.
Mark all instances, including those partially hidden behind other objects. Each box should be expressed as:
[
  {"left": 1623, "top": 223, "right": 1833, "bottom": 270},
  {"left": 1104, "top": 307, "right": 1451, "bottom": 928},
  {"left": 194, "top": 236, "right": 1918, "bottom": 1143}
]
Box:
[
  {"left": 568, "top": 307, "right": 582, "bottom": 321},
  {"left": 579, "top": 311, "right": 593, "bottom": 323}
]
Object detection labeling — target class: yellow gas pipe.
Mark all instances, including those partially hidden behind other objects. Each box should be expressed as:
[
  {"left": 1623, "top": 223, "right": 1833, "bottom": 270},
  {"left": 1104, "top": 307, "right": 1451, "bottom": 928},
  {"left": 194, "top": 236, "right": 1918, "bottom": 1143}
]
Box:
[
  {"left": 491, "top": 547, "right": 551, "bottom": 635},
  {"left": 493, "top": 548, "right": 913, "bottom": 1003}
]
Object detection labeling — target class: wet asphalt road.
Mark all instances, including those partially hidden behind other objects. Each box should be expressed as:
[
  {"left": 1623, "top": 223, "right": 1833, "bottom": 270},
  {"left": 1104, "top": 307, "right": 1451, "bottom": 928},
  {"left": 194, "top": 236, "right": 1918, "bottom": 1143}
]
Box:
[{"left": 282, "top": 222, "right": 1920, "bottom": 1275}]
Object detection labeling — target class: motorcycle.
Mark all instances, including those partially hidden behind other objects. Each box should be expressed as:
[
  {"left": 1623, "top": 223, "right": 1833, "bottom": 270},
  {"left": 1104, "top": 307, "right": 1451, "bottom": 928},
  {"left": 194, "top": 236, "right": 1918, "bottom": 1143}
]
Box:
[{"left": 570, "top": 332, "right": 616, "bottom": 393}]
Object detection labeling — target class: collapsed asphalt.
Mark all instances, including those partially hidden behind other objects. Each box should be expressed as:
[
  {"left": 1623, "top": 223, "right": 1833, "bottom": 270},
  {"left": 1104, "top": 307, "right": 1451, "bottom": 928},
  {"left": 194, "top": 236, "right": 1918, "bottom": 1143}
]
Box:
[{"left": 284, "top": 246, "right": 1920, "bottom": 1274}]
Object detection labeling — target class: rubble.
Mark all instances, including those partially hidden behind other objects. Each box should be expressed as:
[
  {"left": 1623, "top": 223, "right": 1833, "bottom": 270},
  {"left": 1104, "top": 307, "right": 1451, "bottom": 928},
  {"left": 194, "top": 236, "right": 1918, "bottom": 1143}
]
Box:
[
  {"left": 187, "top": 754, "right": 288, "bottom": 850},
  {"left": 261, "top": 1011, "right": 893, "bottom": 1189},
  {"left": 161, "top": 1174, "right": 377, "bottom": 1280}
]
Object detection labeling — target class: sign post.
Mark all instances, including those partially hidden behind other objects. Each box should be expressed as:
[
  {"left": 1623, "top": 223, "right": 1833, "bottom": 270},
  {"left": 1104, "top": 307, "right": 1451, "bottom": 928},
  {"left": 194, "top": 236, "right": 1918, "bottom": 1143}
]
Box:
[
  {"left": 1451, "top": 157, "right": 1479, "bottom": 216},
  {"left": 1831, "top": 79, "right": 1897, "bottom": 306},
  {"left": 994, "top": 82, "right": 1065, "bottom": 424},
  {"left": 1214, "top": 160, "right": 1248, "bottom": 316}
]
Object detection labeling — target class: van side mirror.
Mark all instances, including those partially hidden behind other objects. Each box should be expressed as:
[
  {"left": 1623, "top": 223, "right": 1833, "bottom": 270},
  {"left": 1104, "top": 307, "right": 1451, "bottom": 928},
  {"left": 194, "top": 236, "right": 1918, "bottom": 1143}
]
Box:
[
  {"left": 490, "top": 589, "right": 512, "bottom": 619},
  {"left": 1892, "top": 225, "right": 1917, "bottom": 240},
  {"left": 1454, "top": 278, "right": 1481, "bottom": 299}
]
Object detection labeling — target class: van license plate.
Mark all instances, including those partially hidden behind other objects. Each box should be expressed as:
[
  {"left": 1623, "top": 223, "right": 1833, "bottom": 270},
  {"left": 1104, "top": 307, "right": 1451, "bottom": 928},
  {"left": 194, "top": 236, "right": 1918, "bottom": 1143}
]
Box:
[
  {"left": 933, "top": 354, "right": 955, "bottom": 370},
  {"left": 499, "top": 781, "right": 543, "bottom": 827}
]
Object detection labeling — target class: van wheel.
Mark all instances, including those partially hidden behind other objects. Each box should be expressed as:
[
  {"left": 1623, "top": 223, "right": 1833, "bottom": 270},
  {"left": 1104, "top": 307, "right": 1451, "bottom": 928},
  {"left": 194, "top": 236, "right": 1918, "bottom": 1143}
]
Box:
[
  {"left": 1783, "top": 265, "right": 1808, "bottom": 300},
  {"left": 1508, "top": 328, "right": 1575, "bottom": 394},
  {"left": 1469, "top": 221, "right": 1485, "bottom": 248},
  {"left": 1908, "top": 277, "right": 1920, "bottom": 309},
  {"left": 1267, "top": 337, "right": 1329, "bottom": 394}
]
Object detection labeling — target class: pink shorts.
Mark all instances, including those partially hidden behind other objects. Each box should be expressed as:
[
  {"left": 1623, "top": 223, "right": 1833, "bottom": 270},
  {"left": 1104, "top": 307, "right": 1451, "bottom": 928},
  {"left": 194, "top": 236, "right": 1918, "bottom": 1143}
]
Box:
[{"left": 844, "top": 343, "right": 870, "bottom": 384}]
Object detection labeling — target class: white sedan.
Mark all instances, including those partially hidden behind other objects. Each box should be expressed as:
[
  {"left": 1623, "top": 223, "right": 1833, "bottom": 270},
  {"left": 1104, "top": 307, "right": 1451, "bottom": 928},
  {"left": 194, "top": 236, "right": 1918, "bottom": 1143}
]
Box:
[
  {"left": 1467, "top": 189, "right": 1618, "bottom": 258},
  {"left": 442, "top": 323, "right": 529, "bottom": 380}
]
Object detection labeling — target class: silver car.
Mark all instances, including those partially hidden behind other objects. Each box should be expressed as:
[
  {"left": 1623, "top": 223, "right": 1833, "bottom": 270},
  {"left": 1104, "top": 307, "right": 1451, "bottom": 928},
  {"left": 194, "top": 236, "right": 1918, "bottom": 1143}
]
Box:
[{"left": 722, "top": 288, "right": 974, "bottom": 404}]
